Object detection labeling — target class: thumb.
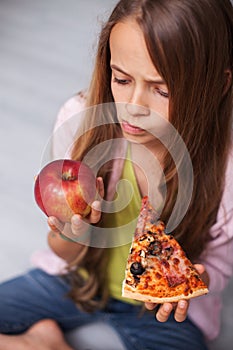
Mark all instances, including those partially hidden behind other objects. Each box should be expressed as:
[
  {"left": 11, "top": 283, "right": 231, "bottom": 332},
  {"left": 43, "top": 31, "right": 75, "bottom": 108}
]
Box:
[
  {"left": 145, "top": 302, "right": 158, "bottom": 310},
  {"left": 194, "top": 264, "right": 205, "bottom": 275},
  {"left": 48, "top": 216, "right": 64, "bottom": 233},
  {"left": 89, "top": 200, "right": 102, "bottom": 224}
]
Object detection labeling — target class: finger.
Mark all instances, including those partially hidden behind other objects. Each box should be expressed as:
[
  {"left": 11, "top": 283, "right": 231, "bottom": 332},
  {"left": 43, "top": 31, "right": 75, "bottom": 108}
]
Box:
[
  {"left": 194, "top": 264, "right": 205, "bottom": 275},
  {"left": 71, "top": 214, "right": 89, "bottom": 236},
  {"left": 145, "top": 302, "right": 157, "bottom": 311},
  {"left": 156, "top": 303, "right": 173, "bottom": 322},
  {"left": 174, "top": 300, "right": 189, "bottom": 322},
  {"left": 194, "top": 263, "right": 209, "bottom": 286},
  {"left": 96, "top": 177, "right": 104, "bottom": 199},
  {"left": 89, "top": 200, "right": 102, "bottom": 224},
  {"left": 48, "top": 216, "right": 64, "bottom": 233}
]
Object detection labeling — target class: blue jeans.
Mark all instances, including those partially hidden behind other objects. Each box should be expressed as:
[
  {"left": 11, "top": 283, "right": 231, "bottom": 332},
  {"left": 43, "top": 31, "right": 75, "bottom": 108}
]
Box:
[{"left": 0, "top": 268, "right": 208, "bottom": 350}]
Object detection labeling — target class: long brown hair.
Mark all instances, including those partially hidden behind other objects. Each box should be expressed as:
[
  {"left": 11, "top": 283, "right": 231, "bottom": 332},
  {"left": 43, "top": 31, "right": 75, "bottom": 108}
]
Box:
[{"left": 68, "top": 0, "right": 233, "bottom": 311}]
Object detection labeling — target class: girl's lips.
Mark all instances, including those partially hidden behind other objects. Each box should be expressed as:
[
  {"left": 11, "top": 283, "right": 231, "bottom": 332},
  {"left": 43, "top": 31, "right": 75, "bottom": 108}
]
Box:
[{"left": 121, "top": 121, "right": 145, "bottom": 135}]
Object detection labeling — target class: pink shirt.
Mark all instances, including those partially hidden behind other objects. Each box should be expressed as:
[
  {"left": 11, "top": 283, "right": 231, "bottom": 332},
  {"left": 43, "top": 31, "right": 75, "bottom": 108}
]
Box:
[{"left": 34, "top": 93, "right": 233, "bottom": 341}]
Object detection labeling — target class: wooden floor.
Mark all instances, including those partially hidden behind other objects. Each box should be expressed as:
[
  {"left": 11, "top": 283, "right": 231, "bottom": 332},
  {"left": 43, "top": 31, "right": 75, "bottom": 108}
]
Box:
[{"left": 0, "top": 1, "right": 232, "bottom": 349}]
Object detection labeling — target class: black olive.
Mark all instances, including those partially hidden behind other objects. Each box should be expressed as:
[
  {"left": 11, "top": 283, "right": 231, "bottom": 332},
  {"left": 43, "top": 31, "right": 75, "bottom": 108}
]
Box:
[
  {"left": 130, "top": 262, "right": 145, "bottom": 275},
  {"left": 148, "top": 241, "right": 162, "bottom": 255}
]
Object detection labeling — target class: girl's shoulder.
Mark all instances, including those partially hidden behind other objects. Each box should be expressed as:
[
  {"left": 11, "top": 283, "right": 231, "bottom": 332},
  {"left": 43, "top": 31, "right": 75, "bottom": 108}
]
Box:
[
  {"left": 54, "top": 90, "right": 88, "bottom": 130},
  {"left": 52, "top": 90, "right": 87, "bottom": 159}
]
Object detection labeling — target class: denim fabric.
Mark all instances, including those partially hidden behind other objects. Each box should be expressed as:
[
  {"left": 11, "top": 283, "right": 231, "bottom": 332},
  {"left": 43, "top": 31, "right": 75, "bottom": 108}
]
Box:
[{"left": 0, "top": 269, "right": 208, "bottom": 350}]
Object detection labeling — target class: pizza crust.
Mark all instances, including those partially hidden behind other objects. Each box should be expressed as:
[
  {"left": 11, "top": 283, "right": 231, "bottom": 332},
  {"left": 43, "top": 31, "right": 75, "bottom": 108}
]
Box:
[{"left": 122, "top": 282, "right": 208, "bottom": 303}]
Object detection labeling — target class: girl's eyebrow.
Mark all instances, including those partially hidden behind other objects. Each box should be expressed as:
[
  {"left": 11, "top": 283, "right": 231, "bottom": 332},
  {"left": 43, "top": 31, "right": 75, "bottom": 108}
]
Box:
[
  {"left": 110, "top": 63, "right": 166, "bottom": 85},
  {"left": 110, "top": 64, "right": 130, "bottom": 76}
]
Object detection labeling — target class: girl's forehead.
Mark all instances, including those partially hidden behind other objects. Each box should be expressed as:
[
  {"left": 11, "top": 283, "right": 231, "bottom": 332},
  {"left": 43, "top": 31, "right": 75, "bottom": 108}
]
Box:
[{"left": 109, "top": 20, "right": 160, "bottom": 78}]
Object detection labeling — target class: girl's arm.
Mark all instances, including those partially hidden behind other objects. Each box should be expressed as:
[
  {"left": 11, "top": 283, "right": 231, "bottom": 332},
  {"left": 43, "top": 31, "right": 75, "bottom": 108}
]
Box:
[{"left": 47, "top": 228, "right": 86, "bottom": 264}]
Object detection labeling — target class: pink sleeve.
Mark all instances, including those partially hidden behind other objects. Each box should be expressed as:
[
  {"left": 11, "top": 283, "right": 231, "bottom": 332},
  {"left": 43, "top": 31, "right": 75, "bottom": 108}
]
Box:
[
  {"left": 200, "top": 149, "right": 233, "bottom": 291},
  {"left": 200, "top": 211, "right": 233, "bottom": 292},
  {"left": 189, "top": 209, "right": 233, "bottom": 340},
  {"left": 52, "top": 92, "right": 87, "bottom": 159},
  {"left": 188, "top": 150, "right": 233, "bottom": 340}
]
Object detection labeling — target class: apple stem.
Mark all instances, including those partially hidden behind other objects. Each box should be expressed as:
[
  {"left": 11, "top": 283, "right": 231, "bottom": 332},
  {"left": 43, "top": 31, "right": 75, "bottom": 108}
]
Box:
[{"left": 62, "top": 173, "right": 76, "bottom": 181}]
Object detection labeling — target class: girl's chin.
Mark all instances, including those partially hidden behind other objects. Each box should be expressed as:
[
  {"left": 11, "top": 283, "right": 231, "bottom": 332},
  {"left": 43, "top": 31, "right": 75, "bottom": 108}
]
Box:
[{"left": 122, "top": 130, "right": 149, "bottom": 145}]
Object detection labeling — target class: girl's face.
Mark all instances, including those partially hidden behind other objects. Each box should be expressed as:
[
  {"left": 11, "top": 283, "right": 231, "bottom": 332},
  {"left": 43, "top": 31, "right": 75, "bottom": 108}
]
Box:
[{"left": 110, "top": 19, "right": 169, "bottom": 147}]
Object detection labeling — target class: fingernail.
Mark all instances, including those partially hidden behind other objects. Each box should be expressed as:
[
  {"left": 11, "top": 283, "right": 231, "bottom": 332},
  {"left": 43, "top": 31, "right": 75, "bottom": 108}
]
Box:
[
  {"left": 72, "top": 215, "right": 81, "bottom": 226},
  {"left": 48, "top": 217, "right": 55, "bottom": 225},
  {"left": 179, "top": 301, "right": 187, "bottom": 309},
  {"left": 164, "top": 304, "right": 171, "bottom": 312},
  {"left": 92, "top": 201, "right": 101, "bottom": 211}
]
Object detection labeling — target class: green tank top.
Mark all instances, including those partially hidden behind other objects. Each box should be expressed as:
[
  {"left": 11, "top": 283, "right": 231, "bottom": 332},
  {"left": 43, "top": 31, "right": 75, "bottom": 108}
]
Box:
[{"left": 105, "top": 149, "right": 142, "bottom": 303}]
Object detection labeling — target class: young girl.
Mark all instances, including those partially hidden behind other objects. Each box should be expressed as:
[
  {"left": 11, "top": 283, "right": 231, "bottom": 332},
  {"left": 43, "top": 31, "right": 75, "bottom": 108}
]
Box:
[{"left": 0, "top": 0, "right": 233, "bottom": 349}]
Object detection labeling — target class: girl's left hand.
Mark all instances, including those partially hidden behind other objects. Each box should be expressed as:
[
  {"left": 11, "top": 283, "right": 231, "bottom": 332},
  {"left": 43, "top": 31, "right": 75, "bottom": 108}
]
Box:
[
  {"left": 47, "top": 177, "right": 104, "bottom": 240},
  {"left": 145, "top": 264, "right": 208, "bottom": 322}
]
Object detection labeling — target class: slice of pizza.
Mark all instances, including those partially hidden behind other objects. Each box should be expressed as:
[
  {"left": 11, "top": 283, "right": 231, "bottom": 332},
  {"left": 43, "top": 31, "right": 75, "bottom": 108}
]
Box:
[{"left": 122, "top": 196, "right": 209, "bottom": 303}]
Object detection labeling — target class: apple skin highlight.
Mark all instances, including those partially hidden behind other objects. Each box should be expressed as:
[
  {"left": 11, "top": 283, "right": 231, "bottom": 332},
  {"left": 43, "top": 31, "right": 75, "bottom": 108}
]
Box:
[{"left": 34, "top": 159, "right": 97, "bottom": 222}]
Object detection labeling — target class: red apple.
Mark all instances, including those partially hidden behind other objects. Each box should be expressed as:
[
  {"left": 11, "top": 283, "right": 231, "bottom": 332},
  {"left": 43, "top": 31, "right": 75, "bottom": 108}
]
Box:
[{"left": 34, "top": 159, "right": 97, "bottom": 222}]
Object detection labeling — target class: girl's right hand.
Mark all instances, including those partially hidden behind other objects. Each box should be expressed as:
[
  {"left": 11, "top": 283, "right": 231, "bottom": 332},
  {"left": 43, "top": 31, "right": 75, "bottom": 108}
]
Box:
[{"left": 47, "top": 177, "right": 104, "bottom": 242}]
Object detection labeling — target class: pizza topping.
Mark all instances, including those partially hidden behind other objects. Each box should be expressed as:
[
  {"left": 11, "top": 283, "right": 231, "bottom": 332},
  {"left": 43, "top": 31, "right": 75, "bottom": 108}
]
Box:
[
  {"left": 162, "top": 246, "right": 174, "bottom": 259},
  {"left": 161, "top": 259, "right": 170, "bottom": 269},
  {"left": 148, "top": 240, "right": 162, "bottom": 256},
  {"left": 166, "top": 274, "right": 187, "bottom": 287},
  {"left": 172, "top": 257, "right": 180, "bottom": 265},
  {"left": 130, "top": 262, "right": 145, "bottom": 276},
  {"left": 139, "top": 234, "right": 147, "bottom": 242},
  {"left": 146, "top": 232, "right": 155, "bottom": 242},
  {"left": 155, "top": 272, "right": 162, "bottom": 279},
  {"left": 139, "top": 233, "right": 155, "bottom": 242},
  {"left": 139, "top": 250, "right": 146, "bottom": 258}
]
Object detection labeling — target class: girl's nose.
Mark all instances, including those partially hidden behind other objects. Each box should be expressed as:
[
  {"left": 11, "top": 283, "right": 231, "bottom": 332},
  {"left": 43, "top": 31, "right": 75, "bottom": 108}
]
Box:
[
  {"left": 126, "top": 87, "right": 150, "bottom": 117},
  {"left": 126, "top": 102, "right": 150, "bottom": 117}
]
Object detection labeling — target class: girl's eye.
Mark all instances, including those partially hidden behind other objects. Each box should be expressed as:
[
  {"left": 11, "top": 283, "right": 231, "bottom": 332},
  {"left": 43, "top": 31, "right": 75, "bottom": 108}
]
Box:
[
  {"left": 155, "top": 88, "right": 169, "bottom": 98},
  {"left": 113, "top": 77, "right": 130, "bottom": 85}
]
